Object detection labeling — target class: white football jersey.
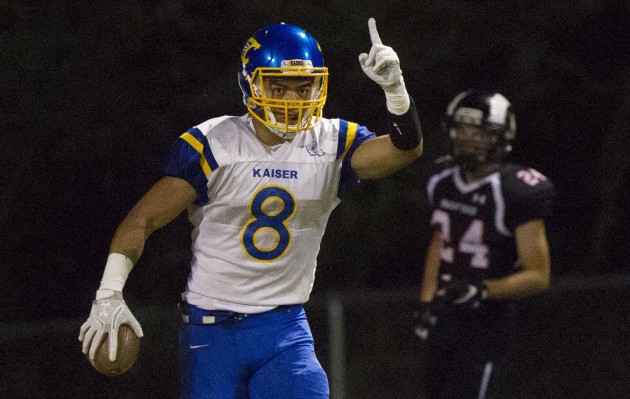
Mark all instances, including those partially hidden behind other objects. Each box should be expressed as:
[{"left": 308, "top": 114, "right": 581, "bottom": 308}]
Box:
[{"left": 163, "top": 114, "right": 375, "bottom": 313}]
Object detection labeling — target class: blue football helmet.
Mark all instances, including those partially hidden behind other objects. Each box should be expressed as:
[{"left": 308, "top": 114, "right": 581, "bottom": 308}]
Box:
[
  {"left": 238, "top": 23, "right": 328, "bottom": 139},
  {"left": 443, "top": 90, "right": 516, "bottom": 171}
]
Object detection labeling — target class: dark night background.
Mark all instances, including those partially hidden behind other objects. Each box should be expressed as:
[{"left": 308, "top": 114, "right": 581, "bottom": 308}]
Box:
[{"left": 1, "top": 1, "right": 629, "bottom": 398}]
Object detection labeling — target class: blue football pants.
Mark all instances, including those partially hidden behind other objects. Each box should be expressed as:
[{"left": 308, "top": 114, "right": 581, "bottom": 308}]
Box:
[{"left": 178, "top": 304, "right": 329, "bottom": 399}]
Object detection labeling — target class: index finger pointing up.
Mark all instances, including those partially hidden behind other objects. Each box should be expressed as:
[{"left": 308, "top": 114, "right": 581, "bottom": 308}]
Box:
[{"left": 368, "top": 18, "right": 383, "bottom": 45}]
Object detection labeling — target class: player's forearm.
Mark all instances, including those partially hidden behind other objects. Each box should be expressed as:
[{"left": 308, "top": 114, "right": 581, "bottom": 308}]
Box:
[
  {"left": 107, "top": 177, "right": 197, "bottom": 262},
  {"left": 108, "top": 215, "right": 153, "bottom": 264},
  {"left": 483, "top": 269, "right": 550, "bottom": 300},
  {"left": 420, "top": 262, "right": 439, "bottom": 302},
  {"left": 419, "top": 234, "right": 441, "bottom": 302},
  {"left": 98, "top": 216, "right": 154, "bottom": 300}
]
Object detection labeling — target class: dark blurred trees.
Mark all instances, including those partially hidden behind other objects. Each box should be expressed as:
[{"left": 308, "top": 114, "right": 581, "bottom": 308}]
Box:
[{"left": 0, "top": 0, "right": 628, "bottom": 319}]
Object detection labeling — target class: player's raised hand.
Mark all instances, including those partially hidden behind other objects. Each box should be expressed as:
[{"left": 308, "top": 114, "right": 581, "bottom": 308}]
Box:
[
  {"left": 79, "top": 291, "right": 143, "bottom": 361},
  {"left": 358, "top": 18, "right": 409, "bottom": 115},
  {"left": 358, "top": 18, "right": 402, "bottom": 89}
]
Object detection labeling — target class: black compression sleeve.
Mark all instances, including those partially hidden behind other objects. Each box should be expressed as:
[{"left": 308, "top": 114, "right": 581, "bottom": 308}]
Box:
[{"left": 389, "top": 96, "right": 423, "bottom": 151}]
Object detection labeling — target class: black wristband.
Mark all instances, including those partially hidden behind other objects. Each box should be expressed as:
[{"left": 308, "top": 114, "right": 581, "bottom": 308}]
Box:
[{"left": 388, "top": 96, "right": 423, "bottom": 151}]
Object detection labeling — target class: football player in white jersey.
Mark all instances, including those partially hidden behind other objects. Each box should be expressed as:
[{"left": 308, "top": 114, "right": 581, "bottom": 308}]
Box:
[
  {"left": 80, "top": 19, "right": 423, "bottom": 398},
  {"left": 413, "top": 90, "right": 555, "bottom": 399}
]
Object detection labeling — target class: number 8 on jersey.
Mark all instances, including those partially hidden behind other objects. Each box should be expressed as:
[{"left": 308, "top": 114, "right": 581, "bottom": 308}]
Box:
[{"left": 241, "top": 185, "right": 296, "bottom": 262}]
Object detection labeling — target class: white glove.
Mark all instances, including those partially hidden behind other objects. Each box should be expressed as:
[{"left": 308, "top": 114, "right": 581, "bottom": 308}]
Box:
[
  {"left": 358, "top": 18, "right": 410, "bottom": 115},
  {"left": 79, "top": 290, "right": 143, "bottom": 361}
]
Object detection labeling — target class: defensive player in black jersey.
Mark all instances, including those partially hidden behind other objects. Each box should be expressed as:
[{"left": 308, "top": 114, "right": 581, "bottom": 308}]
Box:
[{"left": 414, "top": 90, "right": 555, "bottom": 399}]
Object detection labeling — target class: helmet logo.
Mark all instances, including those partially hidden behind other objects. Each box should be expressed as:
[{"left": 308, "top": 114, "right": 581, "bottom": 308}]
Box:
[
  {"left": 241, "top": 37, "right": 261, "bottom": 66},
  {"left": 488, "top": 94, "right": 510, "bottom": 125},
  {"left": 454, "top": 107, "right": 483, "bottom": 126}
]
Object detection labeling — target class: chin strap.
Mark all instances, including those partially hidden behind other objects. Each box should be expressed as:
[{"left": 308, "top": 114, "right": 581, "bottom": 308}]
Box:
[
  {"left": 389, "top": 96, "right": 423, "bottom": 151},
  {"left": 265, "top": 110, "right": 298, "bottom": 139}
]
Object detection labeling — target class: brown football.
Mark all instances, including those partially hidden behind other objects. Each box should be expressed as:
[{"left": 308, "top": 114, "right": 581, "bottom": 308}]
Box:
[{"left": 89, "top": 324, "right": 140, "bottom": 376}]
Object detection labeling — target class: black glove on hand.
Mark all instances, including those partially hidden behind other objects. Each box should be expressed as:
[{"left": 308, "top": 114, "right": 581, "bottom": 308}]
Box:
[
  {"left": 436, "top": 276, "right": 488, "bottom": 309},
  {"left": 413, "top": 302, "right": 437, "bottom": 341}
]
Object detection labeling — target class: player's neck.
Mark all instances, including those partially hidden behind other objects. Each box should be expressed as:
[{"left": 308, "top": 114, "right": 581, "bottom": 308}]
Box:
[
  {"left": 463, "top": 163, "right": 500, "bottom": 183},
  {"left": 252, "top": 118, "right": 290, "bottom": 147}
]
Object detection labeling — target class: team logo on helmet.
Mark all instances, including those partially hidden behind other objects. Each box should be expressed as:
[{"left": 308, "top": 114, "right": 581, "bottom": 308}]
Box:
[{"left": 241, "top": 37, "right": 261, "bottom": 66}]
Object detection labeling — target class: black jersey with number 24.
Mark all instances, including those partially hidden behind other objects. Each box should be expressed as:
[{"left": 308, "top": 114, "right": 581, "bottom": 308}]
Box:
[{"left": 427, "top": 156, "right": 555, "bottom": 285}]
